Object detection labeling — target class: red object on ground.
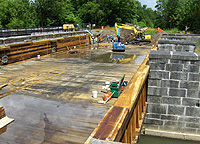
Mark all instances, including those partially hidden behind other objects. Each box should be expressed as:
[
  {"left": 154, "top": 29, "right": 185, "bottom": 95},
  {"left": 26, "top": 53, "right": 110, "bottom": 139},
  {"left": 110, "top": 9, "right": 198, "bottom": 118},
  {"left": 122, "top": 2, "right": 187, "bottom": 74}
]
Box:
[{"left": 104, "top": 92, "right": 112, "bottom": 101}]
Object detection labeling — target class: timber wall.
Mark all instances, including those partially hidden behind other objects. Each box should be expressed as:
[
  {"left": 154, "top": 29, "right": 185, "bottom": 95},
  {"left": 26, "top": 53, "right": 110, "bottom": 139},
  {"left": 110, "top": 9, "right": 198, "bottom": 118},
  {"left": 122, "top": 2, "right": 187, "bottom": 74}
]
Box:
[
  {"left": 145, "top": 34, "right": 200, "bottom": 138},
  {"left": 0, "top": 32, "right": 91, "bottom": 64}
]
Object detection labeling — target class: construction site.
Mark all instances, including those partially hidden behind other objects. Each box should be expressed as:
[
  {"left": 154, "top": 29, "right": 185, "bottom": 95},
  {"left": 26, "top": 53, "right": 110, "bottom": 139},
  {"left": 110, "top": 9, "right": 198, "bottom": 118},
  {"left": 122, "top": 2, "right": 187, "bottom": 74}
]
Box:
[{"left": 0, "top": 24, "right": 200, "bottom": 144}]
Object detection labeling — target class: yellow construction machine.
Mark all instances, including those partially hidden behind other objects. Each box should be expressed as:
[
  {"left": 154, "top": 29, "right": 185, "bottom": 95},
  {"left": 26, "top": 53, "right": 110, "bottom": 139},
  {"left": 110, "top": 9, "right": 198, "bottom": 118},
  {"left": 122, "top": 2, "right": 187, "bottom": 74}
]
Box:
[
  {"left": 115, "top": 23, "right": 151, "bottom": 44},
  {"left": 63, "top": 24, "right": 75, "bottom": 31}
]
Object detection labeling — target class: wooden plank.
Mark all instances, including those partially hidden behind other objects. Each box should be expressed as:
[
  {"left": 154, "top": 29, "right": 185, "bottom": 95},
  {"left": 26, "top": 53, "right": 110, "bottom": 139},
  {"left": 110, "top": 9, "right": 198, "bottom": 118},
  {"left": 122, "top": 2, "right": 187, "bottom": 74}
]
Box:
[
  {"left": 4, "top": 35, "right": 86, "bottom": 52},
  {"left": 0, "top": 126, "right": 7, "bottom": 135},
  {"left": 126, "top": 117, "right": 132, "bottom": 143},
  {"left": 0, "top": 116, "right": 14, "bottom": 129},
  {"left": 114, "top": 64, "right": 149, "bottom": 109},
  {"left": 0, "top": 46, "right": 11, "bottom": 51},
  {"left": 8, "top": 47, "right": 51, "bottom": 60},
  {"left": 8, "top": 44, "right": 50, "bottom": 55},
  {"left": 86, "top": 54, "right": 149, "bottom": 143},
  {"left": 8, "top": 42, "right": 33, "bottom": 48},
  {"left": 0, "top": 71, "right": 66, "bottom": 99},
  {"left": 138, "top": 97, "right": 142, "bottom": 120},
  {"left": 9, "top": 45, "right": 47, "bottom": 54},
  {"left": 0, "top": 107, "right": 5, "bottom": 119},
  {"left": 85, "top": 106, "right": 128, "bottom": 143},
  {"left": 0, "top": 84, "right": 8, "bottom": 90},
  {"left": 132, "top": 109, "right": 136, "bottom": 140},
  {"left": 1, "top": 34, "right": 89, "bottom": 65},
  {"left": 135, "top": 106, "right": 139, "bottom": 129}
]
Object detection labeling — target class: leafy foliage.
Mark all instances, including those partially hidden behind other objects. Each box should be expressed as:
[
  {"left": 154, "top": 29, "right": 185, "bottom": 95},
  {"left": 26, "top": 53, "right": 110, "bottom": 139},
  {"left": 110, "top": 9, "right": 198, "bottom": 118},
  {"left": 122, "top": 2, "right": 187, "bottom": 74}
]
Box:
[
  {"left": 0, "top": 0, "right": 157, "bottom": 28},
  {"left": 0, "top": 0, "right": 199, "bottom": 33},
  {"left": 155, "top": 0, "right": 200, "bottom": 33}
]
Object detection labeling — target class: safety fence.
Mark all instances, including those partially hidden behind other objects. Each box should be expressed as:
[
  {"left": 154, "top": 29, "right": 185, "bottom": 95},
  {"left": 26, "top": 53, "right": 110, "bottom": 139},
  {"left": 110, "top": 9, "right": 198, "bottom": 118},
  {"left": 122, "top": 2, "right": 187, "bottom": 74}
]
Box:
[{"left": 85, "top": 55, "right": 149, "bottom": 144}]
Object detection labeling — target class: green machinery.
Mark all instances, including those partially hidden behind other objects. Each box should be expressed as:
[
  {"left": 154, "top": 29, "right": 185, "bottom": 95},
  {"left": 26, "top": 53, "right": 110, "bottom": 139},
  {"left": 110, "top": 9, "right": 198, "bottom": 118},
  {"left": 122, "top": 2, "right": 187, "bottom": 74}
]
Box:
[{"left": 109, "top": 74, "right": 125, "bottom": 98}]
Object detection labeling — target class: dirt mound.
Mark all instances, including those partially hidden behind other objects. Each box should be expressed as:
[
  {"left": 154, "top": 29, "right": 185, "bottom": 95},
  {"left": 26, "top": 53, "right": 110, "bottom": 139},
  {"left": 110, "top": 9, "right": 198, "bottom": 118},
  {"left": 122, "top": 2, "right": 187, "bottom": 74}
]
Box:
[
  {"left": 96, "top": 29, "right": 115, "bottom": 43},
  {"left": 95, "top": 29, "right": 135, "bottom": 43},
  {"left": 150, "top": 31, "right": 168, "bottom": 45},
  {"left": 94, "top": 29, "right": 168, "bottom": 45}
]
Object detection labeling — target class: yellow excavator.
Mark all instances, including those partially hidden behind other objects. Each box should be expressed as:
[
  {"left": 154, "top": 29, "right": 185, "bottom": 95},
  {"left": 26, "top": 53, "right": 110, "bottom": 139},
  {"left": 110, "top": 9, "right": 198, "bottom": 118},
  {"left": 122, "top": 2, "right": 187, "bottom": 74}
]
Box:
[{"left": 115, "top": 23, "right": 151, "bottom": 44}]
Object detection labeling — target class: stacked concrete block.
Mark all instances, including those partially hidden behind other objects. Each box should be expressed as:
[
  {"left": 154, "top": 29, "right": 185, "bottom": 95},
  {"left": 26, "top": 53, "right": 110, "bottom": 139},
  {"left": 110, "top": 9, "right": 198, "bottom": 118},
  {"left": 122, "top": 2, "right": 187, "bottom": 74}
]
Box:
[
  {"left": 162, "top": 34, "right": 200, "bottom": 48},
  {"left": 161, "top": 35, "right": 187, "bottom": 41},
  {"left": 146, "top": 35, "right": 200, "bottom": 134},
  {"left": 158, "top": 39, "right": 196, "bottom": 52}
]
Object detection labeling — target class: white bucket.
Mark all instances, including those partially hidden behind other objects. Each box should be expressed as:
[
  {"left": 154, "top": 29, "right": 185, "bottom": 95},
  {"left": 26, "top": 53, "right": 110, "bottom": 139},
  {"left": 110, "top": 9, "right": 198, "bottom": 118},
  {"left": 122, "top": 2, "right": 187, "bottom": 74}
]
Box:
[
  {"left": 37, "top": 55, "right": 40, "bottom": 59},
  {"left": 105, "top": 81, "right": 110, "bottom": 89},
  {"left": 92, "top": 91, "right": 98, "bottom": 98}
]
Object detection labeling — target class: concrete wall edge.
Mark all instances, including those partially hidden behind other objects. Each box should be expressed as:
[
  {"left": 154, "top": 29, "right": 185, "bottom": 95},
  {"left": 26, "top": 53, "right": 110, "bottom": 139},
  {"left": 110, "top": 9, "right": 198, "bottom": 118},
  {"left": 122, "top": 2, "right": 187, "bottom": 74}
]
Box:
[{"left": 144, "top": 128, "right": 200, "bottom": 142}]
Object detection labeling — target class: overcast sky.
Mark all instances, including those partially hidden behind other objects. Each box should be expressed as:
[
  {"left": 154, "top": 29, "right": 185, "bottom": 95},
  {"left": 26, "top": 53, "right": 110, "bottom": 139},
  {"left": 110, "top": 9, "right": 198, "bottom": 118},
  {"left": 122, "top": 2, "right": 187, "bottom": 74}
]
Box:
[{"left": 138, "top": 0, "right": 157, "bottom": 10}]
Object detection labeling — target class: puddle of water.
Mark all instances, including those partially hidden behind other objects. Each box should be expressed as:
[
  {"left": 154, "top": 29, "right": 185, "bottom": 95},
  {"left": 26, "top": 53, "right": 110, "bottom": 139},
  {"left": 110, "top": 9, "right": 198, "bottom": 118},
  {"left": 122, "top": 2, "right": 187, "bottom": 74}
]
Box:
[
  {"left": 84, "top": 52, "right": 138, "bottom": 64},
  {"left": 49, "top": 46, "right": 147, "bottom": 65},
  {"left": 50, "top": 45, "right": 92, "bottom": 59},
  {"left": 50, "top": 49, "right": 91, "bottom": 59}
]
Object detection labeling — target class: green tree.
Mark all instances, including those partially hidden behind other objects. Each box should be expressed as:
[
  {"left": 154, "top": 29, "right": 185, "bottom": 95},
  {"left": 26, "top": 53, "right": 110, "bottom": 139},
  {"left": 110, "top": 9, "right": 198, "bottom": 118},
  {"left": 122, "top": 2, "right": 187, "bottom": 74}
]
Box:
[
  {"left": 7, "top": 0, "right": 35, "bottom": 28},
  {"left": 0, "top": 0, "right": 158, "bottom": 29},
  {"left": 155, "top": 0, "right": 200, "bottom": 33},
  {"left": 180, "top": 0, "right": 200, "bottom": 33},
  {"left": 78, "top": 1, "right": 103, "bottom": 25},
  {"left": 0, "top": 0, "right": 15, "bottom": 28},
  {"left": 133, "top": 2, "right": 156, "bottom": 28},
  {"left": 35, "top": 0, "right": 78, "bottom": 26}
]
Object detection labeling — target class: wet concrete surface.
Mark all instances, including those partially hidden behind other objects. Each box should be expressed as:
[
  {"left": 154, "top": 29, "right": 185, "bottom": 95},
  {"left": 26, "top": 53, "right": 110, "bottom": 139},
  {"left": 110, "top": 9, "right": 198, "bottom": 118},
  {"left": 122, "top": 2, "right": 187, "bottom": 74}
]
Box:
[{"left": 0, "top": 44, "right": 151, "bottom": 143}]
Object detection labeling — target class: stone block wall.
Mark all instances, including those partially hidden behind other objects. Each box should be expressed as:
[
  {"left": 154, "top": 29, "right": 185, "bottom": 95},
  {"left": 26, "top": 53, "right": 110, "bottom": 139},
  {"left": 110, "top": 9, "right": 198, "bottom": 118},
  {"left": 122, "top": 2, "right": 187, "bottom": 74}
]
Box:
[
  {"left": 145, "top": 36, "right": 200, "bottom": 134},
  {"left": 158, "top": 39, "right": 196, "bottom": 52},
  {"left": 162, "top": 34, "right": 200, "bottom": 48}
]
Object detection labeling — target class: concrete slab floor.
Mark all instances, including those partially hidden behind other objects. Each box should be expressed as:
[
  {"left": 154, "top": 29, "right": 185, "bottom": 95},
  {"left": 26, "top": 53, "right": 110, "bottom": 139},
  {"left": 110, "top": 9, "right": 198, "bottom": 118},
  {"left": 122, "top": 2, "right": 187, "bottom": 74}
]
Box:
[{"left": 0, "top": 44, "right": 151, "bottom": 144}]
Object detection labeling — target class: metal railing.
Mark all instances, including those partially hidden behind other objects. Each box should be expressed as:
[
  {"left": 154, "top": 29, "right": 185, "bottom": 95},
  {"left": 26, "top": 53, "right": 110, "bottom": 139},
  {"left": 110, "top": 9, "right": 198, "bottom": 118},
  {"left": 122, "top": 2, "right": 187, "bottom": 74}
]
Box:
[
  {"left": 0, "top": 23, "right": 91, "bottom": 38},
  {"left": 85, "top": 55, "right": 149, "bottom": 144},
  {"left": 0, "top": 30, "right": 90, "bottom": 47}
]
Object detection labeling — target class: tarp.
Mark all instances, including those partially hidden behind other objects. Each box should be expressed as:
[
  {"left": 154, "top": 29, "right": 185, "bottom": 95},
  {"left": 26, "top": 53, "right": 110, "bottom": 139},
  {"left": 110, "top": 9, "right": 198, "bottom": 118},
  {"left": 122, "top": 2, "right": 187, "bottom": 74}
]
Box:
[{"left": 147, "top": 27, "right": 163, "bottom": 31}]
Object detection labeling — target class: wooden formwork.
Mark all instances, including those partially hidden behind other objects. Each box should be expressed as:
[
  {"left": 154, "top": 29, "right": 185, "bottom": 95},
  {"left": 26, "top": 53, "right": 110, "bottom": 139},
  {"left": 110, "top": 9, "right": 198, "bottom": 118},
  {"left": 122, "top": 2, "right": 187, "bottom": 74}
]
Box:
[
  {"left": 0, "top": 34, "right": 91, "bottom": 65},
  {"left": 0, "top": 107, "right": 5, "bottom": 119},
  {"left": 0, "top": 106, "right": 14, "bottom": 135},
  {"left": 85, "top": 55, "right": 149, "bottom": 144}
]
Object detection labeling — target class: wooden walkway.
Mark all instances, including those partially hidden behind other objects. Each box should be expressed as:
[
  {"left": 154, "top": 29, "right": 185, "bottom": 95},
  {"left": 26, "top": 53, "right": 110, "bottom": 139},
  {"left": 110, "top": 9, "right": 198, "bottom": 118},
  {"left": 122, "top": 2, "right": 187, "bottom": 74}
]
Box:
[{"left": 0, "top": 46, "right": 151, "bottom": 143}]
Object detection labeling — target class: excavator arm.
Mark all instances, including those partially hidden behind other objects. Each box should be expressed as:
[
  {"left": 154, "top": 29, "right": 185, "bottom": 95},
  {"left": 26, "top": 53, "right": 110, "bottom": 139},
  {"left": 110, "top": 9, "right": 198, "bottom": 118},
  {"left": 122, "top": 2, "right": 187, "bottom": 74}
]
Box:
[
  {"left": 115, "top": 23, "right": 138, "bottom": 37},
  {"left": 114, "top": 23, "right": 151, "bottom": 43}
]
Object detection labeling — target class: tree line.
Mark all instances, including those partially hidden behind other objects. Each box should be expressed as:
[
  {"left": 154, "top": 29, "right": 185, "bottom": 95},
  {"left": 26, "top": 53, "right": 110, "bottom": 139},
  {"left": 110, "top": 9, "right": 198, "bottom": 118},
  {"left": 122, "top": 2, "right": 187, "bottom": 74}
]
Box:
[
  {"left": 156, "top": 0, "right": 200, "bottom": 33},
  {"left": 0, "top": 0, "right": 156, "bottom": 28},
  {"left": 0, "top": 0, "right": 199, "bottom": 33}
]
